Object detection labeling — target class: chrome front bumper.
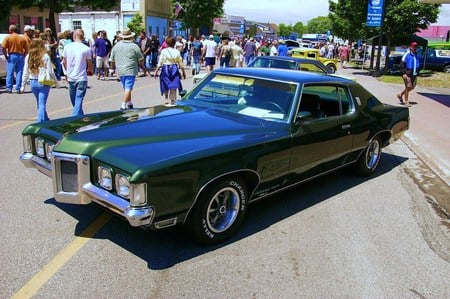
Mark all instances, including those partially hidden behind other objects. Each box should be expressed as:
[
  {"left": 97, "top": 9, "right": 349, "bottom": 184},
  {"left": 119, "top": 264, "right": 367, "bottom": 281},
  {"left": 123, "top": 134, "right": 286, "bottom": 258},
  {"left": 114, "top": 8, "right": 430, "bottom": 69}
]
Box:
[{"left": 20, "top": 151, "right": 154, "bottom": 227}]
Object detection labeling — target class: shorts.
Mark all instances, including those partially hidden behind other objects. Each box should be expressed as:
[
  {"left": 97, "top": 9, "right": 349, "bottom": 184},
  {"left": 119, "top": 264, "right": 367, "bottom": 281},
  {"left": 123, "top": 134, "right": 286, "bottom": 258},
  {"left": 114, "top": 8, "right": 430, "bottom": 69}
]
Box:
[
  {"left": 120, "top": 76, "right": 136, "bottom": 91},
  {"left": 205, "top": 57, "right": 216, "bottom": 66},
  {"left": 96, "top": 56, "right": 110, "bottom": 69},
  {"left": 402, "top": 74, "right": 417, "bottom": 89}
]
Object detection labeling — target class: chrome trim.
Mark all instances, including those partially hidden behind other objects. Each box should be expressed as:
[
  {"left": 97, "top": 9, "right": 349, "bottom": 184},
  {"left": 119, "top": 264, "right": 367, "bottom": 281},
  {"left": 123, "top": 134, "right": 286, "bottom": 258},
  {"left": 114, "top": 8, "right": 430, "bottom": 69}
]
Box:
[
  {"left": 154, "top": 217, "right": 178, "bottom": 229},
  {"left": 249, "top": 161, "right": 356, "bottom": 203},
  {"left": 83, "top": 183, "right": 154, "bottom": 227},
  {"left": 51, "top": 152, "right": 154, "bottom": 227},
  {"left": 20, "top": 152, "right": 52, "bottom": 177}
]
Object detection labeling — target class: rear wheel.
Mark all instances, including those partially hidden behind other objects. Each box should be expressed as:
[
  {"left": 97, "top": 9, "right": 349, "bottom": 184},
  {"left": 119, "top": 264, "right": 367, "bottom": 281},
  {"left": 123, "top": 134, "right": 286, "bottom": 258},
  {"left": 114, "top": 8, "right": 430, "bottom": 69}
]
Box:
[
  {"left": 327, "top": 64, "right": 336, "bottom": 73},
  {"left": 187, "top": 177, "right": 247, "bottom": 245},
  {"left": 354, "top": 137, "right": 382, "bottom": 176},
  {"left": 443, "top": 65, "right": 450, "bottom": 73}
]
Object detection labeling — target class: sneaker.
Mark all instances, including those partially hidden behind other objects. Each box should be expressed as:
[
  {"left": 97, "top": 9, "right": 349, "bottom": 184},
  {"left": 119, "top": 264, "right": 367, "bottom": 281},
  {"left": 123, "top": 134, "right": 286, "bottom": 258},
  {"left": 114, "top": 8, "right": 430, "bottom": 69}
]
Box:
[
  {"left": 120, "top": 102, "right": 127, "bottom": 110},
  {"left": 127, "top": 102, "right": 134, "bottom": 109},
  {"left": 5, "top": 89, "right": 12, "bottom": 94}
]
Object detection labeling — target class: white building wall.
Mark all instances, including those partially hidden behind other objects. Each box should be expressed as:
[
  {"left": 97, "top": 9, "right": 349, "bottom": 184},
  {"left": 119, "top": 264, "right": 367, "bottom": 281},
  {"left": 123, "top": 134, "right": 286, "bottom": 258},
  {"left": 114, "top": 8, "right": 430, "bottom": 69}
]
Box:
[{"left": 59, "top": 12, "right": 121, "bottom": 42}]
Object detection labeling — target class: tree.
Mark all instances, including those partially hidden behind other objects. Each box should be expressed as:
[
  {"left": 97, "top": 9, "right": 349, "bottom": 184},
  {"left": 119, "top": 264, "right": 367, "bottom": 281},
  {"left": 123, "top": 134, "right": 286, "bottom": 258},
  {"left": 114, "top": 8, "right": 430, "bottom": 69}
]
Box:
[
  {"left": 306, "top": 16, "right": 332, "bottom": 34},
  {"left": 292, "top": 22, "right": 305, "bottom": 36},
  {"left": 2, "top": 0, "right": 119, "bottom": 37},
  {"left": 171, "top": 0, "right": 225, "bottom": 35},
  {"left": 328, "top": 0, "right": 440, "bottom": 43},
  {"left": 277, "top": 23, "right": 292, "bottom": 38},
  {"left": 127, "top": 13, "right": 144, "bottom": 36}
]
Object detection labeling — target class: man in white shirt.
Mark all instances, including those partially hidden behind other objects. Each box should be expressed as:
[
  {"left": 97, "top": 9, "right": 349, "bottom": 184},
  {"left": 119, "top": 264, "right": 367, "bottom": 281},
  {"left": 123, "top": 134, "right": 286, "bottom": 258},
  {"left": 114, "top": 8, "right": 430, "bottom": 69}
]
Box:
[
  {"left": 62, "top": 29, "right": 93, "bottom": 116},
  {"left": 202, "top": 35, "right": 217, "bottom": 73}
]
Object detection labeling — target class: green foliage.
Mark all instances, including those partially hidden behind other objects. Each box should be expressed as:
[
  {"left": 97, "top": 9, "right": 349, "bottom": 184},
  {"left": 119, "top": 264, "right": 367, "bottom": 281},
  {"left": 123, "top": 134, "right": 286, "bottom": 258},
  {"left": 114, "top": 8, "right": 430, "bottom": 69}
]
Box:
[
  {"left": 278, "top": 22, "right": 305, "bottom": 38},
  {"left": 171, "top": 0, "right": 224, "bottom": 34},
  {"left": 127, "top": 13, "right": 144, "bottom": 36},
  {"left": 306, "top": 16, "right": 332, "bottom": 34},
  {"left": 329, "top": 0, "right": 440, "bottom": 43}
]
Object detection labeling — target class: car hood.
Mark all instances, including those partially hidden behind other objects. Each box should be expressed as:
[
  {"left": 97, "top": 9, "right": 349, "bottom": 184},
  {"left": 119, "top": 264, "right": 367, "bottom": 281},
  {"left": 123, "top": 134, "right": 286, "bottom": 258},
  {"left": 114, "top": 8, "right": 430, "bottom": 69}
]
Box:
[{"left": 52, "top": 104, "right": 288, "bottom": 175}]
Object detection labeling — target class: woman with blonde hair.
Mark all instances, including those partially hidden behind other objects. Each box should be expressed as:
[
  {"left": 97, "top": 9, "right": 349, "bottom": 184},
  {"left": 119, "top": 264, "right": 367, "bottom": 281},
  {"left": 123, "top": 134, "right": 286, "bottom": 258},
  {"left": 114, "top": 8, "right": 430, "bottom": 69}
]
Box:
[{"left": 21, "top": 38, "right": 59, "bottom": 122}]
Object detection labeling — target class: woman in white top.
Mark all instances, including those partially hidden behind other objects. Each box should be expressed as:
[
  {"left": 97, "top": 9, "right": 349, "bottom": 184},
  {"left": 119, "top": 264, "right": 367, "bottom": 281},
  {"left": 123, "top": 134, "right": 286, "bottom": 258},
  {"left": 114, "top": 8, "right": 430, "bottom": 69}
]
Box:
[
  {"left": 21, "top": 38, "right": 59, "bottom": 122},
  {"left": 154, "top": 36, "right": 186, "bottom": 106}
]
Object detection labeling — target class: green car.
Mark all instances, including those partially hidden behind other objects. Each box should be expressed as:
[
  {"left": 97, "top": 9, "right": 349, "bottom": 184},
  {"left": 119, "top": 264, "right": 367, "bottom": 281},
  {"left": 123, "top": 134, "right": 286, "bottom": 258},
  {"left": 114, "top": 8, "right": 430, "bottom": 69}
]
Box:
[{"left": 20, "top": 68, "right": 409, "bottom": 244}]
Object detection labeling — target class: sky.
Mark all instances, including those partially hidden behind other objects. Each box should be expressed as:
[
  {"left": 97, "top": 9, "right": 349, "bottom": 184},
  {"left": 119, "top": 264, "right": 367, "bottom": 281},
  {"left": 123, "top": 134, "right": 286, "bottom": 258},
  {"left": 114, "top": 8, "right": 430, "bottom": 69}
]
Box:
[{"left": 222, "top": 0, "right": 450, "bottom": 26}]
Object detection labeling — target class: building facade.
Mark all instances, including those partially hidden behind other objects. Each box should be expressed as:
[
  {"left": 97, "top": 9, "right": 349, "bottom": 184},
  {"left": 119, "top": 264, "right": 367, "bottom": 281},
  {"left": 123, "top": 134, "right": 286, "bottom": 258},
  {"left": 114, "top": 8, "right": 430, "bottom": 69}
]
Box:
[{"left": 0, "top": 6, "right": 56, "bottom": 33}]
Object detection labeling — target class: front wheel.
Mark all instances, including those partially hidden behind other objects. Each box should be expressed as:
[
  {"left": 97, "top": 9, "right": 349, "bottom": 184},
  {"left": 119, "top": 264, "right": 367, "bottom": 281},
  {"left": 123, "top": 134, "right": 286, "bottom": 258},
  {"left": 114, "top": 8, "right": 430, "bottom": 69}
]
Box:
[
  {"left": 187, "top": 177, "right": 247, "bottom": 245},
  {"left": 354, "top": 137, "right": 382, "bottom": 176}
]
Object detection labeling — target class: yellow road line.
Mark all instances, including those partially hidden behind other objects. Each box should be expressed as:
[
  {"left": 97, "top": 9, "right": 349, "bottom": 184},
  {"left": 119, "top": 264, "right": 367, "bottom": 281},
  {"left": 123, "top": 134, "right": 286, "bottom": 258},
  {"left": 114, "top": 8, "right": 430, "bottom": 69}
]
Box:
[{"left": 12, "top": 212, "right": 112, "bottom": 299}]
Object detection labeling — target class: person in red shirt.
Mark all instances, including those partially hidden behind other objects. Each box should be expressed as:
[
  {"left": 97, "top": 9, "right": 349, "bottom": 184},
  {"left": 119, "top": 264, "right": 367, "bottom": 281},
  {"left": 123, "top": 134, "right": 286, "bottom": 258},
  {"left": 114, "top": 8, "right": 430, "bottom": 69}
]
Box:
[{"left": 339, "top": 44, "right": 350, "bottom": 69}]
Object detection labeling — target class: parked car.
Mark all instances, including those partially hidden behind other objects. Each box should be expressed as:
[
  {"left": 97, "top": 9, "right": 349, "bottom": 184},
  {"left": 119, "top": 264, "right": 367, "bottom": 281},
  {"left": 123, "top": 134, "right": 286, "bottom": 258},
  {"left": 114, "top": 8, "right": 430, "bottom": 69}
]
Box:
[
  {"left": 20, "top": 68, "right": 409, "bottom": 244},
  {"left": 291, "top": 47, "right": 339, "bottom": 73},
  {"left": 419, "top": 46, "right": 450, "bottom": 73},
  {"left": 247, "top": 55, "right": 333, "bottom": 74},
  {"left": 0, "top": 33, "right": 8, "bottom": 78}
]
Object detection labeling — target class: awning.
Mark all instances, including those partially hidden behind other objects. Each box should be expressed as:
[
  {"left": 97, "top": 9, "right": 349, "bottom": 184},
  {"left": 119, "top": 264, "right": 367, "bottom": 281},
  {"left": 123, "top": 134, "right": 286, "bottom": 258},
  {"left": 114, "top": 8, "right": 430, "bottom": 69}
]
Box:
[{"left": 366, "top": 34, "right": 428, "bottom": 48}]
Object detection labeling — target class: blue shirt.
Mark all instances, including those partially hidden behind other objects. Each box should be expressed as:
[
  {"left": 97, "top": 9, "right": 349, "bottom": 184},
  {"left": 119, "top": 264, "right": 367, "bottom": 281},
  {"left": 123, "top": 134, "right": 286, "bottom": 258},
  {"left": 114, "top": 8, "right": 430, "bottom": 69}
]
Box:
[{"left": 402, "top": 50, "right": 420, "bottom": 76}]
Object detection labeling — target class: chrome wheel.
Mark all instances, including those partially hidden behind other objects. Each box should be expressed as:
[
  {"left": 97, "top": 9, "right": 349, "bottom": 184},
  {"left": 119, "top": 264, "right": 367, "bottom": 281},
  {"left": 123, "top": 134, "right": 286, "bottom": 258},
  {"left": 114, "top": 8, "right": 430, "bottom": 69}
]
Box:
[
  {"left": 365, "top": 138, "right": 381, "bottom": 169},
  {"left": 206, "top": 187, "right": 240, "bottom": 233}
]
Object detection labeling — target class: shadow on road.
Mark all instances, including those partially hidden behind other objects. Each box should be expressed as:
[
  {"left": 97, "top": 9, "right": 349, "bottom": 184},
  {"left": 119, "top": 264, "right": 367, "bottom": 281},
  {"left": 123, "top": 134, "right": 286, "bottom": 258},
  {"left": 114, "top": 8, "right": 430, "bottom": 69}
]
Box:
[
  {"left": 44, "top": 152, "right": 408, "bottom": 270},
  {"left": 417, "top": 92, "right": 450, "bottom": 108}
]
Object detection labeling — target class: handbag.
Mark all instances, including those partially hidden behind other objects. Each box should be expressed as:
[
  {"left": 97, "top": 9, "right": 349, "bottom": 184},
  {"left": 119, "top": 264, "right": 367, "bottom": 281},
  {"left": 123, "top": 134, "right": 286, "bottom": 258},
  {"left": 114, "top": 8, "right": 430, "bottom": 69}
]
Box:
[{"left": 38, "top": 67, "right": 56, "bottom": 86}]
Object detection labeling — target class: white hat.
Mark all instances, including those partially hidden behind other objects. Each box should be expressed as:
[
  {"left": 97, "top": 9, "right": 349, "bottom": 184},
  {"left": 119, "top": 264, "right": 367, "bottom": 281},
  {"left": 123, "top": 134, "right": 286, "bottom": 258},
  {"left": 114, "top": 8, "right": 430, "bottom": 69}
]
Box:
[
  {"left": 119, "top": 28, "right": 135, "bottom": 39},
  {"left": 24, "top": 25, "right": 33, "bottom": 31},
  {"left": 209, "top": 34, "right": 214, "bottom": 39}
]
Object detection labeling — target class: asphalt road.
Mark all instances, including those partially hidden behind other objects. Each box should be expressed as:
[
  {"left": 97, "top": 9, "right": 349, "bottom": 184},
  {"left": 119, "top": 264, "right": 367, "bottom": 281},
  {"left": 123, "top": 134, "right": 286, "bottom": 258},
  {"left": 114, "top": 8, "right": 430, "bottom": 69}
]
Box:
[{"left": 1, "top": 70, "right": 449, "bottom": 298}]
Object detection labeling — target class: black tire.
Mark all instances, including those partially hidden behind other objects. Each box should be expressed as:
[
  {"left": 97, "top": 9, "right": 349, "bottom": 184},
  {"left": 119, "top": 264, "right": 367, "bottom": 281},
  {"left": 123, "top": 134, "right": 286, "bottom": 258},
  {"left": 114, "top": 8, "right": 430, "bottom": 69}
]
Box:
[
  {"left": 327, "top": 64, "right": 336, "bottom": 74},
  {"left": 354, "top": 137, "right": 382, "bottom": 176},
  {"left": 188, "top": 177, "right": 247, "bottom": 245},
  {"left": 443, "top": 65, "right": 450, "bottom": 73}
]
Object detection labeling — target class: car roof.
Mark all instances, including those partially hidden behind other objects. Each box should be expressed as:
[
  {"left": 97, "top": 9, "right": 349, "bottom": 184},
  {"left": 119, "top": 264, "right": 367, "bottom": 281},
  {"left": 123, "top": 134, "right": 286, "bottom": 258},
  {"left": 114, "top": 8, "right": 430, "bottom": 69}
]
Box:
[
  {"left": 212, "top": 67, "right": 353, "bottom": 85},
  {"left": 250, "top": 56, "right": 312, "bottom": 63}
]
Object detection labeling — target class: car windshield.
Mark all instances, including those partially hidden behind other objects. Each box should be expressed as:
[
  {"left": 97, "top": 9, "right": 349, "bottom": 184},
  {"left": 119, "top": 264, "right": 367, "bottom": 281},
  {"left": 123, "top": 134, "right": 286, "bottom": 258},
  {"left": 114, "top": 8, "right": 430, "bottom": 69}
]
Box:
[
  {"left": 183, "top": 73, "right": 298, "bottom": 123},
  {"left": 250, "top": 58, "right": 297, "bottom": 70}
]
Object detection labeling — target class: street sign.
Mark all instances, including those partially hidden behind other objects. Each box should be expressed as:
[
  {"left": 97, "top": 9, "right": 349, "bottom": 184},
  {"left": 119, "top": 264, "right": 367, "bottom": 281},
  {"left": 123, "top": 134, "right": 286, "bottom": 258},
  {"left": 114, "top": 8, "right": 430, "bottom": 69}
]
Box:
[{"left": 366, "top": 0, "right": 385, "bottom": 27}]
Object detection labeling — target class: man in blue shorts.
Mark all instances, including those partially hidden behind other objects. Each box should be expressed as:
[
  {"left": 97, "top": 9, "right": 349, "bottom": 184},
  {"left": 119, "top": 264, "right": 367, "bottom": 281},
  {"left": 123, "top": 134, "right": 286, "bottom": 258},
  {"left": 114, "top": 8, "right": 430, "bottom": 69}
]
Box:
[{"left": 109, "top": 28, "right": 145, "bottom": 110}]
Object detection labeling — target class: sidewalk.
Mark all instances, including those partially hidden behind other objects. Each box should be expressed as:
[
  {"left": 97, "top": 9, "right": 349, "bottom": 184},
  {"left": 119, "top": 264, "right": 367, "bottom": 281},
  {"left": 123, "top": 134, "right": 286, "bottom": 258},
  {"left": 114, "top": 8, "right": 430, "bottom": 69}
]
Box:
[{"left": 336, "top": 67, "right": 450, "bottom": 186}]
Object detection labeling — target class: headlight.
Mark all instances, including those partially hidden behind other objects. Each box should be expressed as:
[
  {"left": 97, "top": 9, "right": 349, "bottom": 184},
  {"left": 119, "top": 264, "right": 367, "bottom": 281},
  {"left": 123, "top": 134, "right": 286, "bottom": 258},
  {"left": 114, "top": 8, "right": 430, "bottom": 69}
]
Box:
[
  {"left": 22, "top": 135, "right": 32, "bottom": 153},
  {"left": 98, "top": 166, "right": 112, "bottom": 190},
  {"left": 45, "top": 142, "right": 54, "bottom": 160},
  {"left": 116, "top": 174, "right": 147, "bottom": 206},
  {"left": 35, "top": 138, "right": 45, "bottom": 157},
  {"left": 116, "top": 174, "right": 130, "bottom": 198}
]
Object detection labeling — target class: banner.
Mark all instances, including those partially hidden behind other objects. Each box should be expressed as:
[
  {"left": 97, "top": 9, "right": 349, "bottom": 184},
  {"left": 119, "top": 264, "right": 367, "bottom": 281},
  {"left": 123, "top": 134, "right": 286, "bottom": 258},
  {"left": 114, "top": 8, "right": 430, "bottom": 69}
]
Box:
[{"left": 366, "top": 0, "right": 385, "bottom": 27}]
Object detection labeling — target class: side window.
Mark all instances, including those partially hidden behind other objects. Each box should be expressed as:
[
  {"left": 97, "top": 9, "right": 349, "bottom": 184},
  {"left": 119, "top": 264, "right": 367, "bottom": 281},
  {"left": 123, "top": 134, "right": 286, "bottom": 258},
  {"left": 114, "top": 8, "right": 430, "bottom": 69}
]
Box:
[{"left": 299, "top": 85, "right": 354, "bottom": 119}]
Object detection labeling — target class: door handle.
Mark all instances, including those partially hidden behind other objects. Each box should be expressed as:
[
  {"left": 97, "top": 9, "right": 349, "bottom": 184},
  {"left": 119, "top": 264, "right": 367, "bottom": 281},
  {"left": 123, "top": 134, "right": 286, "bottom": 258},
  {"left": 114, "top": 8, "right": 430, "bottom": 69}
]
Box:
[{"left": 341, "top": 124, "right": 351, "bottom": 130}]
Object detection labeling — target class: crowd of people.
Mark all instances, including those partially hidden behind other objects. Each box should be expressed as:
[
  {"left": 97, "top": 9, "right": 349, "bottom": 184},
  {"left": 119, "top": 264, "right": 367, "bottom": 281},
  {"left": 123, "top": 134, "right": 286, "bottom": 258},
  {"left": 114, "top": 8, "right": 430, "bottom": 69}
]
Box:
[{"left": 2, "top": 24, "right": 377, "bottom": 118}]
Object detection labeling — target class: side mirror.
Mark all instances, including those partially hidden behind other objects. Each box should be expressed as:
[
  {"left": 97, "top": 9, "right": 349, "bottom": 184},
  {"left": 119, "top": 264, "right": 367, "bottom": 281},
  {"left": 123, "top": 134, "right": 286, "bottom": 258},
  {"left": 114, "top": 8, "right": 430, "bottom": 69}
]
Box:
[{"left": 296, "top": 111, "right": 312, "bottom": 121}]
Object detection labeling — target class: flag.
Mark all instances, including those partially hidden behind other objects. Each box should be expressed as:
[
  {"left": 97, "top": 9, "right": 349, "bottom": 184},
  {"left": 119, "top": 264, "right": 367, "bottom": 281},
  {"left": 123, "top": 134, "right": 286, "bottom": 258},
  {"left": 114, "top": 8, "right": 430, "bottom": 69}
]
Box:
[{"left": 174, "top": 2, "right": 184, "bottom": 19}]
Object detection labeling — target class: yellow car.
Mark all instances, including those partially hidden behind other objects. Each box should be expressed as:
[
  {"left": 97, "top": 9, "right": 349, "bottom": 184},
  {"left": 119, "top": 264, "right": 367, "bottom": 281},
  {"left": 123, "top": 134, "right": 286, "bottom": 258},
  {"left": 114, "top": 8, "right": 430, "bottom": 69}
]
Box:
[{"left": 291, "top": 47, "right": 338, "bottom": 73}]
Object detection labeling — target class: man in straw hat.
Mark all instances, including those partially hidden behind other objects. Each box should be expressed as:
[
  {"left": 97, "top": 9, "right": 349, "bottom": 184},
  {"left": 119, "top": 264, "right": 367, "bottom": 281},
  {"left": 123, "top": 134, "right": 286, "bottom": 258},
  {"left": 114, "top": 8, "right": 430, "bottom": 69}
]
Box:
[{"left": 109, "top": 28, "right": 145, "bottom": 110}]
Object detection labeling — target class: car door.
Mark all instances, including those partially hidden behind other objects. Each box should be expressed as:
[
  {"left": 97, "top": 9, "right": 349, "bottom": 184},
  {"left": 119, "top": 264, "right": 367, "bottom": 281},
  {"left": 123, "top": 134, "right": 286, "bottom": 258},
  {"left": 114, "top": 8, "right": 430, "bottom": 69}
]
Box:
[{"left": 288, "top": 84, "right": 356, "bottom": 182}]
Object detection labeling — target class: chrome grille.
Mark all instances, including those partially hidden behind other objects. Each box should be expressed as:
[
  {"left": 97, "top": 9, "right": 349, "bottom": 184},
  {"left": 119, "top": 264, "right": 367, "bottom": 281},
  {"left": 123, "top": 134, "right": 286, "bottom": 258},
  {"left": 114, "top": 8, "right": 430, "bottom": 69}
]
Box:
[{"left": 61, "top": 160, "right": 78, "bottom": 192}]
